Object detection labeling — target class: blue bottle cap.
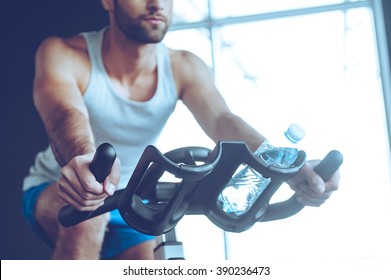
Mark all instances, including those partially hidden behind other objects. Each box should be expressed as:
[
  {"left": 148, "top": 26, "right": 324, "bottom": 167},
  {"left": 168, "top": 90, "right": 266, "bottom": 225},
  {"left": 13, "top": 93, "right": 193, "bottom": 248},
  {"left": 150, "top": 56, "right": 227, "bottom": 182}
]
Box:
[{"left": 285, "top": 123, "right": 306, "bottom": 143}]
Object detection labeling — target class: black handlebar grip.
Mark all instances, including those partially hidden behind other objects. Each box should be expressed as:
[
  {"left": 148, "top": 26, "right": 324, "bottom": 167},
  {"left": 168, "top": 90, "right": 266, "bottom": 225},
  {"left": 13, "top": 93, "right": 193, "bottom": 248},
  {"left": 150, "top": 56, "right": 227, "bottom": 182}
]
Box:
[
  {"left": 89, "top": 143, "right": 117, "bottom": 183},
  {"left": 58, "top": 143, "right": 117, "bottom": 227},
  {"left": 314, "top": 150, "right": 343, "bottom": 181}
]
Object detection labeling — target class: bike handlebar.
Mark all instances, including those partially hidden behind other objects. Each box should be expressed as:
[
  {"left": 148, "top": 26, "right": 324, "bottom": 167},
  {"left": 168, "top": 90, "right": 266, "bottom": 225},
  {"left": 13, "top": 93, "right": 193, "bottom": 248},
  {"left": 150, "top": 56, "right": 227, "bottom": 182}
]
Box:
[{"left": 58, "top": 142, "right": 343, "bottom": 234}]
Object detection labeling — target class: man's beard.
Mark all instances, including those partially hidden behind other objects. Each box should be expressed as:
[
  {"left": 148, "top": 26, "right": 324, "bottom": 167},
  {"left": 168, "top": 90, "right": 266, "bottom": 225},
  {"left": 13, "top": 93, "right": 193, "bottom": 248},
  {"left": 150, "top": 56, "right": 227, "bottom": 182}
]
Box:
[{"left": 114, "top": 2, "right": 169, "bottom": 44}]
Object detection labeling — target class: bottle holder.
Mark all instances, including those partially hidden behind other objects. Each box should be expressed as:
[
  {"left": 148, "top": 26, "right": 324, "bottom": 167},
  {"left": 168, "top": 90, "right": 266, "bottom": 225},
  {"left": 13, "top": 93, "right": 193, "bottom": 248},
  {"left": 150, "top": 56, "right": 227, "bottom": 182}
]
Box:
[{"left": 118, "top": 141, "right": 306, "bottom": 235}]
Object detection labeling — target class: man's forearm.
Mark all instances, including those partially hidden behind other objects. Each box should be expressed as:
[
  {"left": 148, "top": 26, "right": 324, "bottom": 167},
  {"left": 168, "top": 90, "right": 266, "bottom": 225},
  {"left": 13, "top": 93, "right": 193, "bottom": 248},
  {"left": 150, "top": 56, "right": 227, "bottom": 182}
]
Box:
[
  {"left": 213, "top": 112, "right": 266, "bottom": 152},
  {"left": 45, "top": 107, "right": 95, "bottom": 167}
]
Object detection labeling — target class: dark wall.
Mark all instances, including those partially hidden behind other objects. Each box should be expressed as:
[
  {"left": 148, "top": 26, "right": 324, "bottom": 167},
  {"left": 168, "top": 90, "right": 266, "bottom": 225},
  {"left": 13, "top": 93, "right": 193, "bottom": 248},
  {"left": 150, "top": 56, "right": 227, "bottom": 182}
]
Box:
[{"left": 1, "top": 0, "right": 107, "bottom": 260}]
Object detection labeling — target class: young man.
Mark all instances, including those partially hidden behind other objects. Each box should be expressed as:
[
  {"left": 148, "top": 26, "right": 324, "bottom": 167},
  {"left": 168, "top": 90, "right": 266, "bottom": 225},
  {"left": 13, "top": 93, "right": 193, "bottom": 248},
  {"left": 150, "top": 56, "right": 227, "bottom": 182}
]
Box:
[{"left": 22, "top": 0, "right": 340, "bottom": 259}]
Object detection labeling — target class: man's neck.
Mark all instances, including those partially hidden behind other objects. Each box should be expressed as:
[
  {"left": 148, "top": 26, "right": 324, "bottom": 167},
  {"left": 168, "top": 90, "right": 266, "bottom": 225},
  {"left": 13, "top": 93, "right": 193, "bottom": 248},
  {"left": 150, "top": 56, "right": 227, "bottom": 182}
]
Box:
[{"left": 102, "top": 26, "right": 158, "bottom": 82}]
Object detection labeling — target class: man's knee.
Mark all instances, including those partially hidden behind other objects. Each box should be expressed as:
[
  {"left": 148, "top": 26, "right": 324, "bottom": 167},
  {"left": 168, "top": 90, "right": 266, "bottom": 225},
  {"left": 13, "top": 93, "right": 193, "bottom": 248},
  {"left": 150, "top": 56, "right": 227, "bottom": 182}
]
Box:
[
  {"left": 53, "top": 213, "right": 110, "bottom": 259},
  {"left": 34, "top": 182, "right": 109, "bottom": 247},
  {"left": 57, "top": 213, "right": 110, "bottom": 244}
]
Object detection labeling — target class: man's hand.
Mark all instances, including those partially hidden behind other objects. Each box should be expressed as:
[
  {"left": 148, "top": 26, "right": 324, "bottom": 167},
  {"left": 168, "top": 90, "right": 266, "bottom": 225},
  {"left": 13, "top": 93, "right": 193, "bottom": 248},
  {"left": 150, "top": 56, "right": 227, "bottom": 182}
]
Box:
[
  {"left": 287, "top": 160, "right": 340, "bottom": 207},
  {"left": 58, "top": 152, "right": 121, "bottom": 211}
]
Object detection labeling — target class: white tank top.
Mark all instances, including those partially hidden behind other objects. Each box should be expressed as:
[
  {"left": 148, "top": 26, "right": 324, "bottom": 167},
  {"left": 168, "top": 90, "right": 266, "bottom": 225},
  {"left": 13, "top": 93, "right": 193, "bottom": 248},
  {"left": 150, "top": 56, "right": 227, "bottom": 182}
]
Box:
[{"left": 23, "top": 28, "right": 178, "bottom": 191}]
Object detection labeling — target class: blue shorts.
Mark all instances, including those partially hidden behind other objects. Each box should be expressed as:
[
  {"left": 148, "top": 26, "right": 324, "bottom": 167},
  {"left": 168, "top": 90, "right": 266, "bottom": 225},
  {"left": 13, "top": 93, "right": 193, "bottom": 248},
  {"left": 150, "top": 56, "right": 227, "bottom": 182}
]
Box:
[{"left": 22, "top": 182, "right": 155, "bottom": 259}]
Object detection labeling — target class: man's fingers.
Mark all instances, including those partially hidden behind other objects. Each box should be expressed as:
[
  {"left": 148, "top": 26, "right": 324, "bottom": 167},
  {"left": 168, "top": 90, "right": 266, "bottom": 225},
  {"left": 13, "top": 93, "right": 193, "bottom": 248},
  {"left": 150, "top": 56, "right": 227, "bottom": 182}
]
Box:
[
  {"left": 104, "top": 182, "right": 116, "bottom": 196},
  {"left": 57, "top": 185, "right": 106, "bottom": 211},
  {"left": 300, "top": 162, "right": 325, "bottom": 194},
  {"left": 295, "top": 184, "right": 334, "bottom": 207}
]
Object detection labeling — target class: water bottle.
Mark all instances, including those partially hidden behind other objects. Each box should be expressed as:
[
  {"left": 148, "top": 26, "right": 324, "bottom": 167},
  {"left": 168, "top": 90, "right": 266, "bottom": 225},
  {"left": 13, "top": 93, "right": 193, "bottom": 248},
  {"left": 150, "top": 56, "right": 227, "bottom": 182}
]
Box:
[
  {"left": 218, "top": 124, "right": 305, "bottom": 216},
  {"left": 255, "top": 123, "right": 306, "bottom": 168}
]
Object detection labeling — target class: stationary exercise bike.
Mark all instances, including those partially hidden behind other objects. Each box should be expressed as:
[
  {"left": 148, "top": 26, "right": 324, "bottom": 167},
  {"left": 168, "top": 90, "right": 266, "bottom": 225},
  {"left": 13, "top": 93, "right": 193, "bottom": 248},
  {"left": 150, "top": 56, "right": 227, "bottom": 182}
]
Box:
[{"left": 59, "top": 141, "right": 343, "bottom": 259}]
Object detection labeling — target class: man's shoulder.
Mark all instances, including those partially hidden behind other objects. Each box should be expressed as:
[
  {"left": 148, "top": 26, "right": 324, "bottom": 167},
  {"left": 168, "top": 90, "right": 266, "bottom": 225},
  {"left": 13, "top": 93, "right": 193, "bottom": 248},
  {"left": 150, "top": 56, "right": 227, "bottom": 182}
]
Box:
[
  {"left": 169, "top": 48, "right": 208, "bottom": 74},
  {"left": 168, "top": 47, "right": 213, "bottom": 93},
  {"left": 34, "top": 35, "right": 91, "bottom": 89},
  {"left": 36, "top": 35, "right": 88, "bottom": 63},
  {"left": 169, "top": 48, "right": 198, "bottom": 63},
  {"left": 169, "top": 48, "right": 210, "bottom": 73}
]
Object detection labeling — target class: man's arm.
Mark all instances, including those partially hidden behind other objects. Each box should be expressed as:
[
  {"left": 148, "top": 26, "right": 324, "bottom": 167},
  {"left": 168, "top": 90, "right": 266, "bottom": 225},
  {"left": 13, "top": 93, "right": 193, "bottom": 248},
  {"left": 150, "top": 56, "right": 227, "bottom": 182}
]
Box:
[
  {"left": 173, "top": 50, "right": 266, "bottom": 152},
  {"left": 33, "top": 37, "right": 118, "bottom": 211},
  {"left": 33, "top": 37, "right": 94, "bottom": 166}
]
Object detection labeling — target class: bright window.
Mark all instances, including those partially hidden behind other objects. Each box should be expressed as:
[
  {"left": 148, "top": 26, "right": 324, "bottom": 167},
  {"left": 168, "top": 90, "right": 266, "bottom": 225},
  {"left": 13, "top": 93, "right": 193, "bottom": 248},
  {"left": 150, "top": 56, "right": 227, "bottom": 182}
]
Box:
[{"left": 159, "top": 0, "right": 391, "bottom": 260}]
